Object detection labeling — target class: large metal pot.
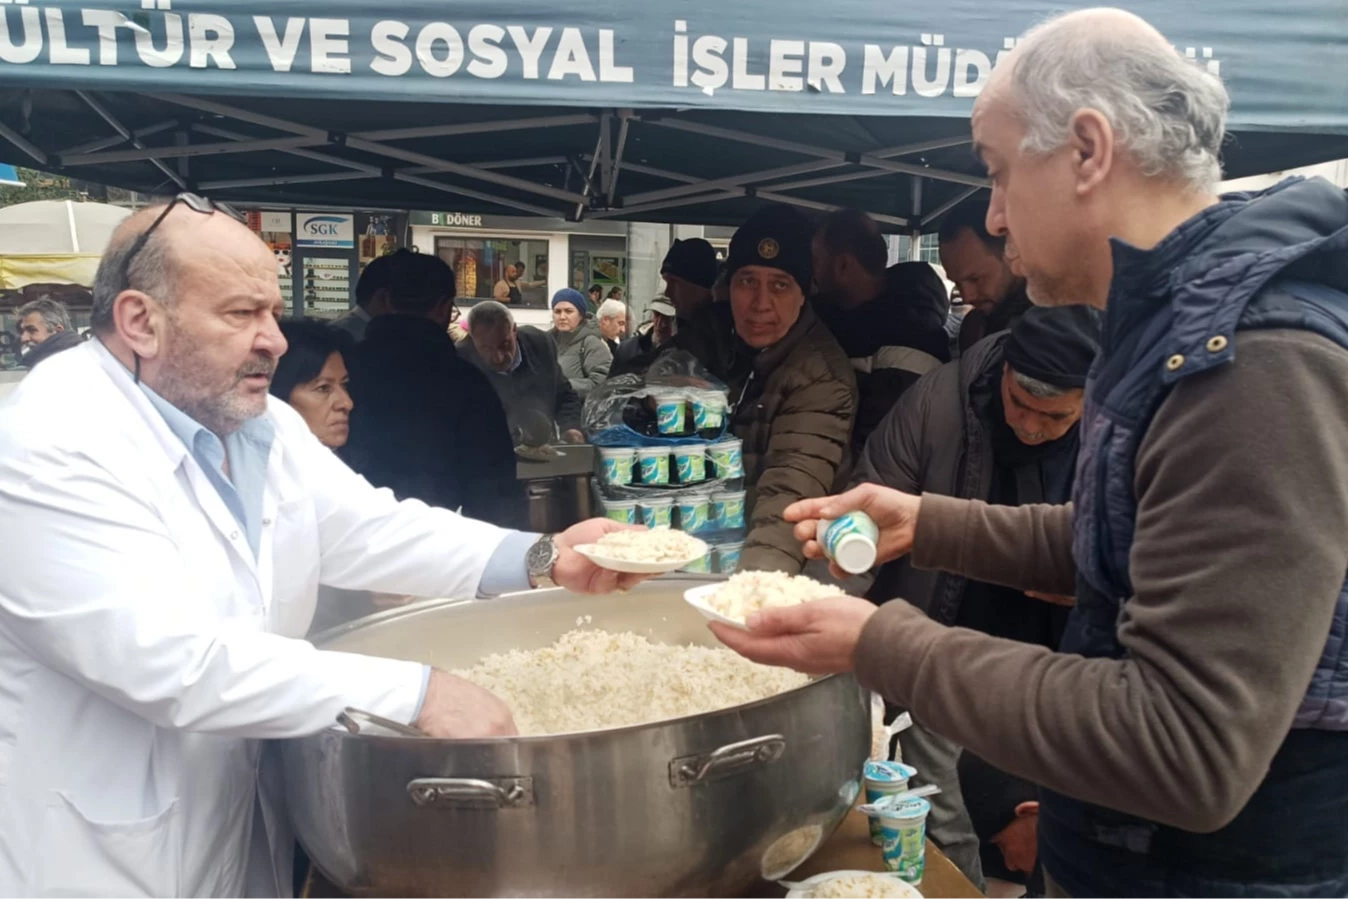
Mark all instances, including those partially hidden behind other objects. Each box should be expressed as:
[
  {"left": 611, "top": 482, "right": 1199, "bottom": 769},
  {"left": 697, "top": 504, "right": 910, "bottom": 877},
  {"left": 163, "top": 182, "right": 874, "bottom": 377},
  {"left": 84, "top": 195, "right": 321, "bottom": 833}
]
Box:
[{"left": 282, "top": 577, "right": 870, "bottom": 897}]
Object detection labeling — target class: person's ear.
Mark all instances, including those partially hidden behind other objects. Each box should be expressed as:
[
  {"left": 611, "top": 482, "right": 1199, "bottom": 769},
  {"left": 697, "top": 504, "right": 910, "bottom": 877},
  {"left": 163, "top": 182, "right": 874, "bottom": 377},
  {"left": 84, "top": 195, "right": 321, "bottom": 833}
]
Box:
[
  {"left": 1014, "top": 800, "right": 1040, "bottom": 818},
  {"left": 113, "top": 289, "right": 165, "bottom": 360},
  {"left": 1069, "top": 108, "right": 1114, "bottom": 197}
]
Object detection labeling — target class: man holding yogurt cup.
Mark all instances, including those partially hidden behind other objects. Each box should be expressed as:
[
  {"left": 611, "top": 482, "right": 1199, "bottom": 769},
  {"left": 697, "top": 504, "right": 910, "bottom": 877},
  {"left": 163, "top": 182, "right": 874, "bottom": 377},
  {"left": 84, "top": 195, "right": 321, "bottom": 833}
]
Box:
[{"left": 711, "top": 8, "right": 1348, "bottom": 898}]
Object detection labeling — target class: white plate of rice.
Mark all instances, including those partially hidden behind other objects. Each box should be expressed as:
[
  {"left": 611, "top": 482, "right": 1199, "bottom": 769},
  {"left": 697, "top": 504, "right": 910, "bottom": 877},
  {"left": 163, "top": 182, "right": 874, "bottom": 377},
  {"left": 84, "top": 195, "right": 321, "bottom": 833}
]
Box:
[
  {"left": 574, "top": 528, "right": 709, "bottom": 574},
  {"left": 784, "top": 870, "right": 922, "bottom": 899},
  {"left": 686, "top": 570, "right": 841, "bottom": 631}
]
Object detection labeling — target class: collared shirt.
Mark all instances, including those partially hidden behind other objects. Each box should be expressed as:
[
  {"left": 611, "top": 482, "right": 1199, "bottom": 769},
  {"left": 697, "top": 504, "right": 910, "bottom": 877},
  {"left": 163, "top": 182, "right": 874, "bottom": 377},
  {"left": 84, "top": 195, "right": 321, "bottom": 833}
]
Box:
[{"left": 138, "top": 383, "right": 275, "bottom": 559}]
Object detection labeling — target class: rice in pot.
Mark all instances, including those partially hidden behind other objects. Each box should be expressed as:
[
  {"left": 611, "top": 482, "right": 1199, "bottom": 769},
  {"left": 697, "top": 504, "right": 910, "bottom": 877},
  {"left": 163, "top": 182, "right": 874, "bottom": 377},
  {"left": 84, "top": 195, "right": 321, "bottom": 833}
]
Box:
[{"left": 452, "top": 629, "right": 809, "bottom": 736}]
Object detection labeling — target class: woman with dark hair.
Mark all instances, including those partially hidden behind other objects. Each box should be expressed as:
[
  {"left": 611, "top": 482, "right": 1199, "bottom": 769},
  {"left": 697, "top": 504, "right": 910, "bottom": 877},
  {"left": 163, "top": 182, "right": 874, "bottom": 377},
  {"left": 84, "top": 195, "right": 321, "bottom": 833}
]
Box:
[{"left": 271, "top": 319, "right": 354, "bottom": 450}]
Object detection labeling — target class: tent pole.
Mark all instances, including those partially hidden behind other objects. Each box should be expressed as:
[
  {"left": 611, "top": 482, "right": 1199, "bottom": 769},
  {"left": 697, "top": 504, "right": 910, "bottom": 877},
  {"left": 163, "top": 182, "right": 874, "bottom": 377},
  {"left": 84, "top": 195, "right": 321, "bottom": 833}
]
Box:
[
  {"left": 73, "top": 90, "right": 180, "bottom": 189},
  {"left": 606, "top": 113, "right": 631, "bottom": 206},
  {"left": 920, "top": 186, "right": 982, "bottom": 228},
  {"left": 575, "top": 126, "right": 606, "bottom": 220},
  {"left": 0, "top": 119, "right": 49, "bottom": 166},
  {"left": 58, "top": 118, "right": 179, "bottom": 156}
]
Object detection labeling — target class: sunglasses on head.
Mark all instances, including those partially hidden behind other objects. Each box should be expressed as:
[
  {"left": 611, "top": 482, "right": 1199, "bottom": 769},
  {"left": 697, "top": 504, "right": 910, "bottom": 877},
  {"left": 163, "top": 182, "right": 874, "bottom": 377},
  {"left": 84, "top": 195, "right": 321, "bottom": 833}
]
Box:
[{"left": 119, "top": 192, "right": 244, "bottom": 286}]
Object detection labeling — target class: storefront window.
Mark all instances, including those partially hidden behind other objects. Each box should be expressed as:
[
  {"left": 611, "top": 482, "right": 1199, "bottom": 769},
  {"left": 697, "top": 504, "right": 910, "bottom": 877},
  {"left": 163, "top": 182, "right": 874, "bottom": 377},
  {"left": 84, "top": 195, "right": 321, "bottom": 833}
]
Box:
[{"left": 435, "top": 236, "right": 550, "bottom": 308}]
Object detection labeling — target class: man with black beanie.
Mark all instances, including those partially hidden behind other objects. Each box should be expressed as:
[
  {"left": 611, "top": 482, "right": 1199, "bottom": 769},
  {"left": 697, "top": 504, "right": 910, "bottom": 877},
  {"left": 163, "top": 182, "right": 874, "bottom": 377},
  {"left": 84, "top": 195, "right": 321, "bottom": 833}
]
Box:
[
  {"left": 848, "top": 305, "right": 1100, "bottom": 889},
  {"left": 660, "top": 238, "right": 719, "bottom": 320}
]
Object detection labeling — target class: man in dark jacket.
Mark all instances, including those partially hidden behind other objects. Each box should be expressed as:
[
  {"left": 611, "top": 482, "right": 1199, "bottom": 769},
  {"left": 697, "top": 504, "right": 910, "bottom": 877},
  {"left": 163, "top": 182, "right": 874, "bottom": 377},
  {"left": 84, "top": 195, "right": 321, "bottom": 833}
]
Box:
[
  {"left": 460, "top": 301, "right": 585, "bottom": 445},
  {"left": 939, "top": 198, "right": 1032, "bottom": 354},
  {"left": 712, "top": 10, "right": 1348, "bottom": 898},
  {"left": 710, "top": 204, "right": 857, "bottom": 573},
  {"left": 339, "top": 252, "right": 520, "bottom": 526},
  {"left": 856, "top": 306, "right": 1100, "bottom": 888},
  {"left": 813, "top": 209, "right": 952, "bottom": 455},
  {"left": 614, "top": 298, "right": 677, "bottom": 367}
]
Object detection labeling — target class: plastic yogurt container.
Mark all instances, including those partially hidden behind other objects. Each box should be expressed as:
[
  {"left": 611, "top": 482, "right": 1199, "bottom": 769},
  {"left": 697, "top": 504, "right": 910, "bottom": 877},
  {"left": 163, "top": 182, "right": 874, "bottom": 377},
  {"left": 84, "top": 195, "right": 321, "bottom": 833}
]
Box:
[
  {"left": 636, "top": 447, "right": 671, "bottom": 486},
  {"left": 655, "top": 393, "right": 688, "bottom": 435},
  {"left": 711, "top": 490, "right": 747, "bottom": 530},
  {"left": 864, "top": 761, "right": 917, "bottom": 846},
  {"left": 879, "top": 796, "right": 930, "bottom": 884},
  {"left": 639, "top": 497, "right": 674, "bottom": 529},
  {"left": 601, "top": 499, "right": 638, "bottom": 525},
  {"left": 673, "top": 444, "right": 707, "bottom": 484},
  {"left": 715, "top": 542, "right": 745, "bottom": 575},
  {"left": 707, "top": 438, "right": 744, "bottom": 479},
  {"left": 598, "top": 447, "right": 636, "bottom": 486},
  {"left": 816, "top": 511, "right": 880, "bottom": 575},
  {"left": 693, "top": 394, "right": 726, "bottom": 432},
  {"left": 676, "top": 492, "right": 711, "bottom": 534}
]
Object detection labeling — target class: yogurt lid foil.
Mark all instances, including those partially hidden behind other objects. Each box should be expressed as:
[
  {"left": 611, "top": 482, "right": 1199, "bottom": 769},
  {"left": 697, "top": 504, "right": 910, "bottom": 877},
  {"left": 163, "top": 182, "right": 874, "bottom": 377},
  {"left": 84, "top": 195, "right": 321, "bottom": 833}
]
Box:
[
  {"left": 883, "top": 796, "right": 932, "bottom": 821},
  {"left": 864, "top": 761, "right": 917, "bottom": 783}
]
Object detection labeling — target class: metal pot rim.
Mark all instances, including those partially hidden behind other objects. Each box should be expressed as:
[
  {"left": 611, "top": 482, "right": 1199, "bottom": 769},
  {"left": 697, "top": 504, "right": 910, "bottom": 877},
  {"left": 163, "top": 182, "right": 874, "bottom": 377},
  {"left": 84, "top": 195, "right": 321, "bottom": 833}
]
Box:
[{"left": 308, "top": 584, "right": 840, "bottom": 746}]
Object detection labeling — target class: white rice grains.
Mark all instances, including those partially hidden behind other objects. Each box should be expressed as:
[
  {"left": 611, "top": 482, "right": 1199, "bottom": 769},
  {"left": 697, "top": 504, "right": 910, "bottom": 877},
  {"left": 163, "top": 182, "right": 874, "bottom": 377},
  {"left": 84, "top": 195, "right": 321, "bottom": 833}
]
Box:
[
  {"left": 706, "top": 570, "right": 840, "bottom": 622},
  {"left": 593, "top": 527, "right": 705, "bottom": 562},
  {"left": 452, "top": 629, "right": 809, "bottom": 736}
]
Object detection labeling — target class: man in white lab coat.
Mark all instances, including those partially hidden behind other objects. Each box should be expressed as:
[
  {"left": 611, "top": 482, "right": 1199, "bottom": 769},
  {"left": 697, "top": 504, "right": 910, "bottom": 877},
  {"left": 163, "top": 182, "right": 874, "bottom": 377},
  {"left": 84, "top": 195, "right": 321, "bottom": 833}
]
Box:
[{"left": 0, "top": 197, "right": 642, "bottom": 897}]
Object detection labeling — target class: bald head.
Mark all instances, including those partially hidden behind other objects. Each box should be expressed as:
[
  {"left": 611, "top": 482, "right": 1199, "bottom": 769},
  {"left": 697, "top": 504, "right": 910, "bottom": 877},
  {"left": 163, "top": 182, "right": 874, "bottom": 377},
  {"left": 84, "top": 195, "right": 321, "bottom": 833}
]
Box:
[
  {"left": 979, "top": 6, "right": 1229, "bottom": 192},
  {"left": 92, "top": 202, "right": 272, "bottom": 332}
]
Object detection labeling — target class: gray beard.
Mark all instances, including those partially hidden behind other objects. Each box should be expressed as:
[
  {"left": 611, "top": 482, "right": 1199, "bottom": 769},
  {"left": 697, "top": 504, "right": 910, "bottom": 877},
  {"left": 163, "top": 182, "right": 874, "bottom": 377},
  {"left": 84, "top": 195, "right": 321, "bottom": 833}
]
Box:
[{"left": 156, "top": 324, "right": 272, "bottom": 437}]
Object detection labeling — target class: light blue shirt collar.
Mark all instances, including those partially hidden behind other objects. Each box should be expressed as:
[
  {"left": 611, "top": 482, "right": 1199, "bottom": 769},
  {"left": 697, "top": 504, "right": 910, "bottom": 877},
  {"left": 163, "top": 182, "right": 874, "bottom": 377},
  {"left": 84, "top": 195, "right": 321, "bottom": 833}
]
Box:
[{"left": 138, "top": 382, "right": 275, "bottom": 559}]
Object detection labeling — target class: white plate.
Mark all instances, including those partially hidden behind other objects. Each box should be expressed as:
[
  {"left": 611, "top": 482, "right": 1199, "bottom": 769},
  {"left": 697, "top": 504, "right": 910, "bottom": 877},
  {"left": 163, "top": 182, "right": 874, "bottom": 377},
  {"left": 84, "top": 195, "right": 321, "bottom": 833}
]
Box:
[
  {"left": 574, "top": 538, "right": 709, "bottom": 575},
  {"left": 784, "top": 870, "right": 923, "bottom": 899},
  {"left": 683, "top": 583, "right": 750, "bottom": 631}
]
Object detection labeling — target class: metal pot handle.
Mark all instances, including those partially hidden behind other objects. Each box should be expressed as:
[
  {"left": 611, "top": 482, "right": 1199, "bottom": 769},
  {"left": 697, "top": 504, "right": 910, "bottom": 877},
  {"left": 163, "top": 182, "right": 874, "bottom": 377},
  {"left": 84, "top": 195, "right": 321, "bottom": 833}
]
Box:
[
  {"left": 407, "top": 777, "right": 535, "bottom": 809},
  {"left": 669, "top": 734, "right": 787, "bottom": 788}
]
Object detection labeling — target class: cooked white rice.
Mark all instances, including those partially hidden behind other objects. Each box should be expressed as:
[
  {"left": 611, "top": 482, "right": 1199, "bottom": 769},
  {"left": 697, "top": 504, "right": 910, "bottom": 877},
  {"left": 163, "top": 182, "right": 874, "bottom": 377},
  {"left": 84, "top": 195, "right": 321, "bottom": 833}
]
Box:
[
  {"left": 452, "top": 629, "right": 809, "bottom": 736},
  {"left": 808, "top": 873, "right": 921, "bottom": 898},
  {"left": 706, "top": 570, "right": 839, "bottom": 622},
  {"left": 594, "top": 527, "right": 706, "bottom": 562}
]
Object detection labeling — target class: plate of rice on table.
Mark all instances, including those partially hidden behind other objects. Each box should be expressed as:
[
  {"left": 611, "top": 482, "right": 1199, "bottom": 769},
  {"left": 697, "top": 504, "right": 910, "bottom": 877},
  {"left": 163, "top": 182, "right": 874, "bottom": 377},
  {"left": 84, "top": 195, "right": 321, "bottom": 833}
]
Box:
[
  {"left": 573, "top": 527, "right": 709, "bottom": 574},
  {"left": 685, "top": 570, "right": 842, "bottom": 630},
  {"left": 785, "top": 870, "right": 923, "bottom": 898}
]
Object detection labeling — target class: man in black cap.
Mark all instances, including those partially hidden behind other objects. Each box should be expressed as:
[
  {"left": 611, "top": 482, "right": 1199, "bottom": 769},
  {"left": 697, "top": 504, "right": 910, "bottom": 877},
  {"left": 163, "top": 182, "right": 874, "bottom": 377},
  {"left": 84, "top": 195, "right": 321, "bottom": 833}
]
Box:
[
  {"left": 708, "top": 204, "right": 856, "bottom": 573},
  {"left": 660, "top": 238, "right": 719, "bottom": 320},
  {"left": 847, "top": 305, "right": 1100, "bottom": 888}
]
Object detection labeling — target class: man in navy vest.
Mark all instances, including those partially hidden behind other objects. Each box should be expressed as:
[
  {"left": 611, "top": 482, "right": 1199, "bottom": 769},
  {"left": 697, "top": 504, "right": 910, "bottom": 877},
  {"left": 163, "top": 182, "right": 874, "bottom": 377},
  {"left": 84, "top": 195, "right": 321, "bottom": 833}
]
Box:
[{"left": 712, "top": 8, "right": 1348, "bottom": 897}]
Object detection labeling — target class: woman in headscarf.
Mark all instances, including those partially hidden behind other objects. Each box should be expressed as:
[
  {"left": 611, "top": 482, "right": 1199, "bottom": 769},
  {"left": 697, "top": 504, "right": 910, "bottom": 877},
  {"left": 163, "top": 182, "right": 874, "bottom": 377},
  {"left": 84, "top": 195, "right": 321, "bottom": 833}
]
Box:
[
  {"left": 549, "top": 288, "right": 612, "bottom": 398},
  {"left": 271, "top": 319, "right": 354, "bottom": 450}
]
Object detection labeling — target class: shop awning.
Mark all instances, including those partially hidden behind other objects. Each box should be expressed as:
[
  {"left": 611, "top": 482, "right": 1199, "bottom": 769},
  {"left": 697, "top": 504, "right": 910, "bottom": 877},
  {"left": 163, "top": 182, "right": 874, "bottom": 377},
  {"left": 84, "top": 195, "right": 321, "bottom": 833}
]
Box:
[{"left": 1, "top": 1, "right": 1345, "bottom": 228}]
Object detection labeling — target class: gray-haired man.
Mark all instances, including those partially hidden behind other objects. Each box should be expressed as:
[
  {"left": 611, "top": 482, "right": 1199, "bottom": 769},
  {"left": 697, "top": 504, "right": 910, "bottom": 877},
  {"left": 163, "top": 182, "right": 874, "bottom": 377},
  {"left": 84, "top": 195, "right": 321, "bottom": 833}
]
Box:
[
  {"left": 714, "top": 8, "right": 1348, "bottom": 897},
  {"left": 16, "top": 296, "right": 81, "bottom": 368}
]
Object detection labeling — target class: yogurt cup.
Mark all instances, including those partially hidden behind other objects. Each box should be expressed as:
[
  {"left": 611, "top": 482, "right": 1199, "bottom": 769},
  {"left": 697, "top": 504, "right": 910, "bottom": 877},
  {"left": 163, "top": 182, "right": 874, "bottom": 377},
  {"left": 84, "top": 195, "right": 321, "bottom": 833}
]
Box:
[
  {"left": 601, "top": 499, "right": 638, "bottom": 525},
  {"left": 673, "top": 444, "right": 707, "bottom": 484},
  {"left": 655, "top": 393, "right": 688, "bottom": 436},
  {"left": 681, "top": 551, "right": 713, "bottom": 573},
  {"left": 711, "top": 490, "right": 747, "bottom": 530},
  {"left": 636, "top": 447, "right": 671, "bottom": 486},
  {"left": 693, "top": 394, "right": 726, "bottom": 433},
  {"left": 639, "top": 497, "right": 674, "bottom": 529},
  {"left": 715, "top": 542, "right": 745, "bottom": 574},
  {"left": 707, "top": 438, "right": 744, "bottom": 479},
  {"left": 676, "top": 493, "right": 711, "bottom": 534},
  {"left": 864, "top": 761, "right": 917, "bottom": 846},
  {"left": 598, "top": 447, "right": 636, "bottom": 487},
  {"left": 879, "top": 796, "right": 930, "bottom": 884},
  {"left": 817, "top": 511, "right": 880, "bottom": 575}
]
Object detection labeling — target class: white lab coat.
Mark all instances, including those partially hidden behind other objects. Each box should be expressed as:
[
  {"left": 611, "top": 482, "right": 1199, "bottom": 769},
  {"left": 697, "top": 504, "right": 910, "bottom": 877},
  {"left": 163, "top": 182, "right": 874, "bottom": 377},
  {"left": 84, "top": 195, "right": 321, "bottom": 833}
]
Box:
[{"left": 0, "top": 341, "right": 511, "bottom": 897}]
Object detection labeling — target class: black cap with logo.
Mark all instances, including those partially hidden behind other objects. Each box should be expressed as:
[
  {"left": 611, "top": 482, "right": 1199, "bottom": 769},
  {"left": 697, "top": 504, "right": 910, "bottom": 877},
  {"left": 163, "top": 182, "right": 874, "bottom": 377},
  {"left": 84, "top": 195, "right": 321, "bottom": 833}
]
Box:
[{"left": 726, "top": 203, "right": 814, "bottom": 294}]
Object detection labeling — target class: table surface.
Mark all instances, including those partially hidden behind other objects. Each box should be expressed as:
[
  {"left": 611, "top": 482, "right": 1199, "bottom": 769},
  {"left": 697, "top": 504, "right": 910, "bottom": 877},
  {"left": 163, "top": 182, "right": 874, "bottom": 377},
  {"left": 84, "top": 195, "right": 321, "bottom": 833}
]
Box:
[
  {"left": 304, "top": 810, "right": 982, "bottom": 899},
  {"left": 750, "top": 810, "right": 983, "bottom": 899}
]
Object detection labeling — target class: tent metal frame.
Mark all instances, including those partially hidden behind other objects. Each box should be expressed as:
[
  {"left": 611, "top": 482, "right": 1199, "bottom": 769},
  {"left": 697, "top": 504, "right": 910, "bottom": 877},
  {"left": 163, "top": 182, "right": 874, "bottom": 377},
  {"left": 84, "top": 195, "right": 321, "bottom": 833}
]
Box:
[{"left": 1, "top": 87, "right": 991, "bottom": 230}]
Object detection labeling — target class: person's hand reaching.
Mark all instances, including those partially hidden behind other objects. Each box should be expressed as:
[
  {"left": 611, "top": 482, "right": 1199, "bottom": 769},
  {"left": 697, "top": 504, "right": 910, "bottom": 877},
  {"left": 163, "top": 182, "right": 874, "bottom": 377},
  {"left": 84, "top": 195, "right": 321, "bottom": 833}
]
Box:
[
  {"left": 708, "top": 596, "right": 878, "bottom": 675},
  {"left": 784, "top": 485, "right": 923, "bottom": 580}
]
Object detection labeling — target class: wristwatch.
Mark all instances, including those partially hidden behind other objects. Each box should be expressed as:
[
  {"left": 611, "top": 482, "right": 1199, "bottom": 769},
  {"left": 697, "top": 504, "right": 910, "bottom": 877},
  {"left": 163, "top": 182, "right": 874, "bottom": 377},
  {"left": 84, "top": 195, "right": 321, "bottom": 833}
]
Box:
[{"left": 526, "top": 534, "right": 560, "bottom": 589}]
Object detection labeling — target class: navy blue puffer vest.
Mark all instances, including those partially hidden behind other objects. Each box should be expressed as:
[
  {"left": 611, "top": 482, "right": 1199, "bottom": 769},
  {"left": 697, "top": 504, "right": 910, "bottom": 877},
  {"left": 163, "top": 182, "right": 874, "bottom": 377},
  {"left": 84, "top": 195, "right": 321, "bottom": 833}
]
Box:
[{"left": 1041, "top": 178, "right": 1348, "bottom": 897}]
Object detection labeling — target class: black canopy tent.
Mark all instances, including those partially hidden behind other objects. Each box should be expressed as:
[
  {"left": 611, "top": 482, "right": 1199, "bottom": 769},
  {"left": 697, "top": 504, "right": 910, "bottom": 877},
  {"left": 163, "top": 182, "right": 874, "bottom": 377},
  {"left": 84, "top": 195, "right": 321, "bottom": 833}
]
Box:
[{"left": 1, "top": 1, "right": 1345, "bottom": 230}]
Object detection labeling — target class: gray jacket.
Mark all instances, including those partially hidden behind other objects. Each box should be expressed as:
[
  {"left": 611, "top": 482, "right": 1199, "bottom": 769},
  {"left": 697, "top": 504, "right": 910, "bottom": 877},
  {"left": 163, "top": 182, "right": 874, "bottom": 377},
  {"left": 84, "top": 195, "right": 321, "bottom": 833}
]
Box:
[{"left": 550, "top": 318, "right": 612, "bottom": 398}]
